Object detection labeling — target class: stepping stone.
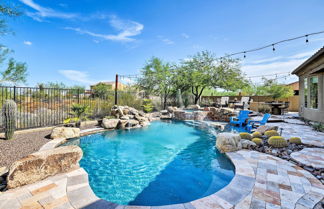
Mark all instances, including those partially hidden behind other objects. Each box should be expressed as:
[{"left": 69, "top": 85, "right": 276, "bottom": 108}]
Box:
[{"left": 291, "top": 148, "right": 324, "bottom": 169}]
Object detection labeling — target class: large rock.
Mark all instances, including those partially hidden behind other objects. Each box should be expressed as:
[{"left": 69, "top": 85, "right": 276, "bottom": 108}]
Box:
[
  {"left": 193, "top": 111, "right": 208, "bottom": 121},
  {"left": 50, "top": 127, "right": 80, "bottom": 139},
  {"left": 111, "top": 105, "right": 124, "bottom": 118},
  {"left": 101, "top": 118, "right": 120, "bottom": 129},
  {"left": 241, "top": 140, "right": 257, "bottom": 149},
  {"left": 7, "top": 146, "right": 82, "bottom": 189},
  {"left": 117, "top": 119, "right": 140, "bottom": 129},
  {"left": 167, "top": 106, "right": 178, "bottom": 113},
  {"left": 216, "top": 133, "right": 242, "bottom": 153},
  {"left": 256, "top": 125, "right": 278, "bottom": 135},
  {"left": 187, "top": 104, "right": 200, "bottom": 110}
]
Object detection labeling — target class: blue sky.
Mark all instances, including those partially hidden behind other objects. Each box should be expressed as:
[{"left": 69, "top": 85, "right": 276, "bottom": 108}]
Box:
[{"left": 2, "top": 0, "right": 324, "bottom": 87}]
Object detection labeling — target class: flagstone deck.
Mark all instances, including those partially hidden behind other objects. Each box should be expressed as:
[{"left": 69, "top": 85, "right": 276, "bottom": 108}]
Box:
[{"left": 1, "top": 150, "right": 323, "bottom": 209}]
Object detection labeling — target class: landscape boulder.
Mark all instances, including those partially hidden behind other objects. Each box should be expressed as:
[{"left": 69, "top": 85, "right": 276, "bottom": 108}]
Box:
[
  {"left": 50, "top": 127, "right": 80, "bottom": 139},
  {"left": 187, "top": 104, "right": 200, "bottom": 110},
  {"left": 241, "top": 140, "right": 257, "bottom": 149},
  {"left": 101, "top": 118, "right": 120, "bottom": 129},
  {"left": 7, "top": 146, "right": 82, "bottom": 189},
  {"left": 216, "top": 133, "right": 242, "bottom": 153},
  {"left": 256, "top": 125, "right": 278, "bottom": 135},
  {"left": 193, "top": 111, "right": 208, "bottom": 121}
]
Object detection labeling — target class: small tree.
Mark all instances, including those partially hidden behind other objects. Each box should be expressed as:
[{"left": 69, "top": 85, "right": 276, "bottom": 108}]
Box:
[
  {"left": 179, "top": 51, "right": 247, "bottom": 104},
  {"left": 262, "top": 78, "right": 294, "bottom": 100},
  {"left": 92, "top": 83, "right": 112, "bottom": 98},
  {"left": 138, "top": 57, "right": 175, "bottom": 109}
]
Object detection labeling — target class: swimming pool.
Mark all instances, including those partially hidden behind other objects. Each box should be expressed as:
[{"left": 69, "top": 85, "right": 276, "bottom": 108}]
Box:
[{"left": 64, "top": 120, "right": 235, "bottom": 206}]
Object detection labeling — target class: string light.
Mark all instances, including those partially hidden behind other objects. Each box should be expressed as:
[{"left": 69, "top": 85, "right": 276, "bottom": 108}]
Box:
[
  {"left": 272, "top": 44, "right": 276, "bottom": 51},
  {"left": 219, "top": 30, "right": 324, "bottom": 59},
  {"left": 243, "top": 51, "right": 246, "bottom": 58}
]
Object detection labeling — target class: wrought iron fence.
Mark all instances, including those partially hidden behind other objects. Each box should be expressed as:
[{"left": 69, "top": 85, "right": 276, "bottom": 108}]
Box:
[{"left": 0, "top": 86, "right": 144, "bottom": 132}]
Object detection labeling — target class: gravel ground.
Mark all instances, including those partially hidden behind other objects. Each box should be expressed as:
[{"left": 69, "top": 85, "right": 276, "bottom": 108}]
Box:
[
  {"left": 0, "top": 129, "right": 51, "bottom": 168},
  {"left": 0, "top": 122, "right": 99, "bottom": 168}
]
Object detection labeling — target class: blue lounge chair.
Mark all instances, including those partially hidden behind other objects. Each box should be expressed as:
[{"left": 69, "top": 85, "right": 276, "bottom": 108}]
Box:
[
  {"left": 230, "top": 110, "right": 250, "bottom": 127},
  {"left": 246, "top": 113, "right": 271, "bottom": 131}
]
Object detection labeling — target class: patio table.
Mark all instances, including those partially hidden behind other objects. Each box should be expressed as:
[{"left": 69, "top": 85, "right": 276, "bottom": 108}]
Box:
[{"left": 265, "top": 102, "right": 284, "bottom": 115}]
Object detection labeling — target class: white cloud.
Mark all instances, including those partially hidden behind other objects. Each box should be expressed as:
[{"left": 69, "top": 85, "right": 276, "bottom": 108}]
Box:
[
  {"left": 20, "top": 0, "right": 78, "bottom": 21},
  {"left": 162, "top": 38, "right": 174, "bottom": 45},
  {"left": 59, "top": 70, "right": 94, "bottom": 84},
  {"left": 65, "top": 16, "right": 144, "bottom": 42},
  {"left": 23, "top": 41, "right": 32, "bottom": 46},
  {"left": 249, "top": 56, "right": 283, "bottom": 64},
  {"left": 181, "top": 33, "right": 189, "bottom": 39},
  {"left": 157, "top": 35, "right": 174, "bottom": 45},
  {"left": 242, "top": 58, "right": 307, "bottom": 76}
]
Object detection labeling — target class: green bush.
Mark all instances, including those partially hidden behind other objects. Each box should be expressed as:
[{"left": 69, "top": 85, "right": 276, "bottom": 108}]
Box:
[
  {"left": 289, "top": 137, "right": 302, "bottom": 144},
  {"left": 268, "top": 136, "right": 287, "bottom": 148},
  {"left": 142, "top": 99, "right": 154, "bottom": 113},
  {"left": 252, "top": 138, "right": 263, "bottom": 145},
  {"left": 239, "top": 132, "right": 252, "bottom": 140}
]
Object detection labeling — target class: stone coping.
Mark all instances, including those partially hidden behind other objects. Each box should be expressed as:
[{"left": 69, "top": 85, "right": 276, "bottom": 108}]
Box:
[{"left": 1, "top": 127, "right": 323, "bottom": 209}]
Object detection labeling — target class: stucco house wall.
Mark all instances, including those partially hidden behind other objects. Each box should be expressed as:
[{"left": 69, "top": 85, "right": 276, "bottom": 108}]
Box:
[{"left": 293, "top": 47, "right": 324, "bottom": 123}]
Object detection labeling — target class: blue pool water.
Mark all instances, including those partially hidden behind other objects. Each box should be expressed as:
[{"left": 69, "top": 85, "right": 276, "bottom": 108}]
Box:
[{"left": 65, "top": 121, "right": 235, "bottom": 206}]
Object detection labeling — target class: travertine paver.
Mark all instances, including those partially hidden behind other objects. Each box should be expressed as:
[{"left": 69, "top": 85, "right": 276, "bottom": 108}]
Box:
[
  {"left": 0, "top": 151, "right": 323, "bottom": 209},
  {"left": 291, "top": 148, "right": 324, "bottom": 169}
]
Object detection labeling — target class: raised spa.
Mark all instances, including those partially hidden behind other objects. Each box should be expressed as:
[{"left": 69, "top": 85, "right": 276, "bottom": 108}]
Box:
[{"left": 64, "top": 120, "right": 235, "bottom": 206}]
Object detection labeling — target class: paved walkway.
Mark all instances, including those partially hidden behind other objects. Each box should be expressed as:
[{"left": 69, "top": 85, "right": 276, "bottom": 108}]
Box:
[
  {"left": 291, "top": 148, "right": 324, "bottom": 169},
  {"left": 1, "top": 150, "right": 323, "bottom": 209}
]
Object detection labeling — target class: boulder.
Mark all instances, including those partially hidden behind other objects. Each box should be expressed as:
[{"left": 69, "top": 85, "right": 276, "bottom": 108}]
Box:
[
  {"left": 193, "top": 111, "right": 208, "bottom": 121},
  {"left": 135, "top": 115, "right": 148, "bottom": 122},
  {"left": 216, "top": 133, "right": 242, "bottom": 153},
  {"left": 167, "top": 106, "right": 178, "bottom": 113},
  {"left": 140, "top": 121, "right": 150, "bottom": 127},
  {"left": 241, "top": 140, "right": 257, "bottom": 149},
  {"left": 50, "top": 127, "right": 80, "bottom": 139},
  {"left": 256, "top": 125, "right": 278, "bottom": 135},
  {"left": 118, "top": 120, "right": 129, "bottom": 129},
  {"left": 128, "top": 119, "right": 140, "bottom": 127},
  {"left": 187, "top": 104, "right": 200, "bottom": 110},
  {"left": 101, "top": 118, "right": 120, "bottom": 129},
  {"left": 111, "top": 105, "right": 124, "bottom": 118},
  {"left": 120, "top": 115, "right": 130, "bottom": 120},
  {"left": 117, "top": 119, "right": 140, "bottom": 129},
  {"left": 0, "top": 167, "right": 8, "bottom": 177},
  {"left": 7, "top": 146, "right": 82, "bottom": 189}
]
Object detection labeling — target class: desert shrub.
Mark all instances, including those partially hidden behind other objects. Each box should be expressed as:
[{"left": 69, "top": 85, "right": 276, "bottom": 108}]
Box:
[
  {"left": 90, "top": 99, "right": 114, "bottom": 119},
  {"left": 289, "top": 137, "right": 302, "bottom": 144},
  {"left": 264, "top": 130, "right": 279, "bottom": 137},
  {"left": 252, "top": 138, "right": 263, "bottom": 145},
  {"left": 268, "top": 136, "right": 287, "bottom": 148},
  {"left": 239, "top": 132, "right": 252, "bottom": 140},
  {"left": 118, "top": 92, "right": 142, "bottom": 110},
  {"left": 70, "top": 104, "right": 89, "bottom": 120},
  {"left": 312, "top": 122, "right": 324, "bottom": 132},
  {"left": 142, "top": 99, "right": 154, "bottom": 113},
  {"left": 252, "top": 131, "right": 262, "bottom": 138}
]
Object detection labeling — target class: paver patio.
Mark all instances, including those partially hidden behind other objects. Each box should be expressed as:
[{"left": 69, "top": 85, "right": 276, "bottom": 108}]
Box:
[{"left": 1, "top": 149, "right": 323, "bottom": 209}]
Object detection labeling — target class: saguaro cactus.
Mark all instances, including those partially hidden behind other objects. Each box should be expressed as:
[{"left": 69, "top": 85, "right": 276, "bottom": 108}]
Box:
[{"left": 2, "top": 100, "right": 17, "bottom": 140}]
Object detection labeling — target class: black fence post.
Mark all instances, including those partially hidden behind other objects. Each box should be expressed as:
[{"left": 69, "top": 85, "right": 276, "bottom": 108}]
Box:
[
  {"left": 13, "top": 86, "right": 16, "bottom": 102},
  {"left": 77, "top": 89, "right": 80, "bottom": 104},
  {"left": 115, "top": 74, "right": 118, "bottom": 105}
]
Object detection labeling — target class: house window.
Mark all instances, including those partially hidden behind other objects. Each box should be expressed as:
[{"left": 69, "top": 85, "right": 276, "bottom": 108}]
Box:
[
  {"left": 304, "top": 78, "right": 308, "bottom": 107},
  {"left": 310, "top": 76, "right": 318, "bottom": 109}
]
